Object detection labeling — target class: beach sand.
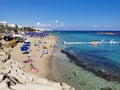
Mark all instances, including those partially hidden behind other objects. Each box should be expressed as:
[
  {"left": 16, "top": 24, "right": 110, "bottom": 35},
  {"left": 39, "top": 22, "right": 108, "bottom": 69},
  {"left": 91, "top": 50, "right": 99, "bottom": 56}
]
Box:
[{"left": 10, "top": 35, "right": 57, "bottom": 79}]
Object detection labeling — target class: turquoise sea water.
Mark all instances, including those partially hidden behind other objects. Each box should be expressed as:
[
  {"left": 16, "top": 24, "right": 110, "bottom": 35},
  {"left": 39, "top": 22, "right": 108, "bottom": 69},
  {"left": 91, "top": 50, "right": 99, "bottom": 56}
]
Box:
[
  {"left": 50, "top": 31, "right": 120, "bottom": 90},
  {"left": 54, "top": 31, "right": 120, "bottom": 65},
  {"left": 56, "top": 31, "right": 120, "bottom": 66}
]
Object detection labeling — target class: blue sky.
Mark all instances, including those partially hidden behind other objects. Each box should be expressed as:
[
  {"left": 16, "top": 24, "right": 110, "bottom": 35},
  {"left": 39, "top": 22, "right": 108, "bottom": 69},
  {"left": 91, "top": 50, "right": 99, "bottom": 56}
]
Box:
[{"left": 0, "top": 0, "right": 120, "bottom": 30}]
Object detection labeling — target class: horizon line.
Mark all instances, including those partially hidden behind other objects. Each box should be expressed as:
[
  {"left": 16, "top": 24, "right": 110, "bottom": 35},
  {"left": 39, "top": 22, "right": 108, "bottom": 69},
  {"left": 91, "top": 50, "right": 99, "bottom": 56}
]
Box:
[{"left": 53, "top": 30, "right": 120, "bottom": 31}]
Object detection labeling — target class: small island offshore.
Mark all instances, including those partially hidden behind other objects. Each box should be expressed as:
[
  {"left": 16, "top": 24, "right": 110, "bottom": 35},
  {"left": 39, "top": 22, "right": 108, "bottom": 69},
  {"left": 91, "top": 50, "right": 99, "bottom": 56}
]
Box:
[
  {"left": 0, "top": 22, "right": 75, "bottom": 90},
  {"left": 96, "top": 32, "right": 119, "bottom": 35}
]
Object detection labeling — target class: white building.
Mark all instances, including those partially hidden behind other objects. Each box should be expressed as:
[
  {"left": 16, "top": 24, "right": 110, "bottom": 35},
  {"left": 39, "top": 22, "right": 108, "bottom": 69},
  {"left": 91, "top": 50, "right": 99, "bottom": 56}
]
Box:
[
  {"left": 0, "top": 21, "right": 7, "bottom": 26},
  {"left": 8, "top": 24, "right": 16, "bottom": 27}
]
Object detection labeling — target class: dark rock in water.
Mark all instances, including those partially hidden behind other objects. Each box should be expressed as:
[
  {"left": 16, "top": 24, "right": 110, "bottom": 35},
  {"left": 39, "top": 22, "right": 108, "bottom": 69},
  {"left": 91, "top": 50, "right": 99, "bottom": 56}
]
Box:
[
  {"left": 61, "top": 50, "right": 78, "bottom": 61},
  {"left": 100, "top": 87, "right": 113, "bottom": 90},
  {"left": 68, "top": 77, "right": 72, "bottom": 80},
  {"left": 61, "top": 50, "right": 120, "bottom": 83}
]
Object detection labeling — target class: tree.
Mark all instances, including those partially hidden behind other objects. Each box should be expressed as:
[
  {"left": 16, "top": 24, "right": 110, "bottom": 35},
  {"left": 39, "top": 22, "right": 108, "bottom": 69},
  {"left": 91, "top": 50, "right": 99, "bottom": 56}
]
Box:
[
  {"left": 23, "top": 27, "right": 35, "bottom": 32},
  {"left": 13, "top": 24, "right": 19, "bottom": 33}
]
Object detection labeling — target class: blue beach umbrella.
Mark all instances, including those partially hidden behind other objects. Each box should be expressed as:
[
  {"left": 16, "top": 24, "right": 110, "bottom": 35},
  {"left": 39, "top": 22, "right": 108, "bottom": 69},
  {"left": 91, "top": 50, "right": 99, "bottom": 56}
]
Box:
[{"left": 20, "top": 46, "right": 29, "bottom": 51}]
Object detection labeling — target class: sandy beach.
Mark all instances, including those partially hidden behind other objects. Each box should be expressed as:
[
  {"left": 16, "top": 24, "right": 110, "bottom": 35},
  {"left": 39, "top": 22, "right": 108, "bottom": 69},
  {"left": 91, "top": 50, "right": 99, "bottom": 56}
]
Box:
[
  {"left": 9, "top": 35, "right": 57, "bottom": 79},
  {"left": 0, "top": 32, "right": 76, "bottom": 90}
]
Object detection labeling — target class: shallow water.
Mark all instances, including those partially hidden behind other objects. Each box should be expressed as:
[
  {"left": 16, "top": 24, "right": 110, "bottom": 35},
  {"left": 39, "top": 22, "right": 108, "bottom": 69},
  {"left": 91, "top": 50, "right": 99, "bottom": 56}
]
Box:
[
  {"left": 48, "top": 48, "right": 120, "bottom": 90},
  {"left": 48, "top": 31, "right": 120, "bottom": 90}
]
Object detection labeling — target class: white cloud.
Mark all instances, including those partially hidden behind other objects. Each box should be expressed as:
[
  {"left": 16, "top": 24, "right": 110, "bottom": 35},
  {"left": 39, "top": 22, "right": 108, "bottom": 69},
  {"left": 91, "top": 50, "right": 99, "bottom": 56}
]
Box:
[
  {"left": 55, "top": 20, "right": 58, "bottom": 23},
  {"left": 36, "top": 22, "right": 41, "bottom": 26},
  {"left": 0, "top": 21, "right": 7, "bottom": 24},
  {"left": 36, "top": 22, "right": 51, "bottom": 27},
  {"left": 35, "top": 21, "right": 65, "bottom": 30}
]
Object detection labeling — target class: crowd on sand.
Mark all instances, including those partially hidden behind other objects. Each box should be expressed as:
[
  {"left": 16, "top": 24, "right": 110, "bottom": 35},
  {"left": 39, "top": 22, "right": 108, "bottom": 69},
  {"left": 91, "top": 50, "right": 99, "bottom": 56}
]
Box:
[{"left": 0, "top": 30, "right": 75, "bottom": 90}]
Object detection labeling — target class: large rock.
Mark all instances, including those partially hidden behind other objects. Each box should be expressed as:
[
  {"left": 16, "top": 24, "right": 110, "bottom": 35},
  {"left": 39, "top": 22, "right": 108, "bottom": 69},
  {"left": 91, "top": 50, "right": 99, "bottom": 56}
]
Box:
[
  {"left": 0, "top": 52, "right": 6, "bottom": 61},
  {"left": 0, "top": 51, "right": 10, "bottom": 62},
  {"left": 5, "top": 59, "right": 14, "bottom": 65},
  {"left": 8, "top": 70, "right": 17, "bottom": 77},
  {"left": 17, "top": 75, "right": 27, "bottom": 83},
  {"left": 11, "top": 83, "right": 62, "bottom": 90},
  {"left": 25, "top": 75, "right": 35, "bottom": 82},
  {"left": 1, "top": 69, "right": 10, "bottom": 74},
  {"left": 36, "top": 78, "right": 48, "bottom": 84},
  {"left": 0, "top": 80, "right": 8, "bottom": 89},
  {"left": 61, "top": 83, "right": 75, "bottom": 90},
  {"left": 0, "top": 74, "right": 4, "bottom": 81},
  {"left": 61, "top": 83, "right": 71, "bottom": 90}
]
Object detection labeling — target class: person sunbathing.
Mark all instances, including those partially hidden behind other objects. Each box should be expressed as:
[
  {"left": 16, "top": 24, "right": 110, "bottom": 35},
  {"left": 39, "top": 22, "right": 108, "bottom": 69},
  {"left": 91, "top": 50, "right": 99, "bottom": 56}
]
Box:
[
  {"left": 23, "top": 59, "right": 33, "bottom": 63},
  {"left": 40, "top": 48, "right": 48, "bottom": 58},
  {"left": 30, "top": 63, "right": 38, "bottom": 72}
]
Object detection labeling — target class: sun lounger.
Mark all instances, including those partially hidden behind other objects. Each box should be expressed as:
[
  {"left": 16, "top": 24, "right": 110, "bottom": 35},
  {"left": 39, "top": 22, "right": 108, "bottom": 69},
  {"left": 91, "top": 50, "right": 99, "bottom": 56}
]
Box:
[{"left": 24, "top": 41, "right": 31, "bottom": 46}]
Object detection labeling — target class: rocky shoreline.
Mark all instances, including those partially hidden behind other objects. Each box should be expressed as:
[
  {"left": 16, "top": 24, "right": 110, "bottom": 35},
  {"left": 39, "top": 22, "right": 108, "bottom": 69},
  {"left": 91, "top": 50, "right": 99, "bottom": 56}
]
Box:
[{"left": 0, "top": 50, "right": 75, "bottom": 90}]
